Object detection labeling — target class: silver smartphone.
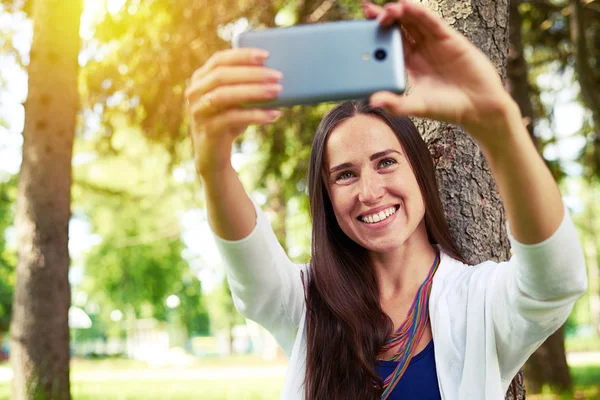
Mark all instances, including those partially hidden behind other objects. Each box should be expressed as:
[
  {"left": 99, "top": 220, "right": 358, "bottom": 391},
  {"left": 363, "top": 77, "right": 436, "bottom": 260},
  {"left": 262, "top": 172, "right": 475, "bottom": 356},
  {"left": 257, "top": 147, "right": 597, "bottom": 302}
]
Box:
[{"left": 232, "top": 19, "right": 405, "bottom": 107}]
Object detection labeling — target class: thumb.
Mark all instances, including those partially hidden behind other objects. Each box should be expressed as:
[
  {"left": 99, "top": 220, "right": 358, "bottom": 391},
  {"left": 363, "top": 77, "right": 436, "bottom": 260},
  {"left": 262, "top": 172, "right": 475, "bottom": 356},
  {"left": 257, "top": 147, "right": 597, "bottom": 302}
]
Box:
[{"left": 369, "top": 91, "right": 426, "bottom": 117}]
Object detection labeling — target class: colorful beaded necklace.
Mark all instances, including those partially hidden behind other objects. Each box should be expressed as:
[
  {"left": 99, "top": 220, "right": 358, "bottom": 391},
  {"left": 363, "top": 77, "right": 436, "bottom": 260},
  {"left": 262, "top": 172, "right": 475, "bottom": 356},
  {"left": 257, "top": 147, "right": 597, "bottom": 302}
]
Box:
[{"left": 376, "top": 250, "right": 441, "bottom": 400}]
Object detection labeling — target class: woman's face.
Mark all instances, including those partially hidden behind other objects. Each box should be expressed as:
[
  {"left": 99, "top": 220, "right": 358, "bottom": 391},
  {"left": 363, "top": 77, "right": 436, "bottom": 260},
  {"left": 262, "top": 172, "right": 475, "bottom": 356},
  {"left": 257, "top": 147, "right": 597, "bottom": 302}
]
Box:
[{"left": 324, "top": 114, "right": 428, "bottom": 254}]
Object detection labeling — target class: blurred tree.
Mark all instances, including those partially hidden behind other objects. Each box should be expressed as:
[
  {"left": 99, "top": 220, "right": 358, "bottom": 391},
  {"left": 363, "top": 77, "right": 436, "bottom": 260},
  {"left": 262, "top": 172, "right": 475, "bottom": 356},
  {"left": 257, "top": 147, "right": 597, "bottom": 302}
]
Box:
[
  {"left": 508, "top": 0, "right": 571, "bottom": 394},
  {"left": 0, "top": 176, "right": 16, "bottom": 343},
  {"left": 10, "top": 0, "right": 82, "bottom": 399},
  {"left": 517, "top": 0, "right": 600, "bottom": 178},
  {"left": 508, "top": 0, "right": 600, "bottom": 393},
  {"left": 176, "top": 273, "right": 210, "bottom": 337},
  {"left": 74, "top": 125, "right": 203, "bottom": 329},
  {"left": 82, "top": 205, "right": 188, "bottom": 323},
  {"left": 578, "top": 180, "right": 600, "bottom": 338},
  {"left": 206, "top": 277, "right": 245, "bottom": 354}
]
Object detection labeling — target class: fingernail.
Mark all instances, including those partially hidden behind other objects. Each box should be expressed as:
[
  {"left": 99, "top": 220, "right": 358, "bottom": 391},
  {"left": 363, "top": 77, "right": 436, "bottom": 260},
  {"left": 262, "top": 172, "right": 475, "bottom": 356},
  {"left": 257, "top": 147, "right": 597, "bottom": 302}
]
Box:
[
  {"left": 265, "top": 71, "right": 283, "bottom": 82},
  {"left": 266, "top": 110, "right": 282, "bottom": 120},
  {"left": 255, "top": 50, "right": 269, "bottom": 62},
  {"left": 267, "top": 84, "right": 283, "bottom": 95}
]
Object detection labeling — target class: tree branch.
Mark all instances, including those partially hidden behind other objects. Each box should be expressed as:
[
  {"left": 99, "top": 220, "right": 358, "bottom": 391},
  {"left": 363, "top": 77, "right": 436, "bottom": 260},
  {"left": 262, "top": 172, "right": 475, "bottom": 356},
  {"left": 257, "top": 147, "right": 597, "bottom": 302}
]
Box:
[{"left": 73, "top": 179, "right": 145, "bottom": 201}]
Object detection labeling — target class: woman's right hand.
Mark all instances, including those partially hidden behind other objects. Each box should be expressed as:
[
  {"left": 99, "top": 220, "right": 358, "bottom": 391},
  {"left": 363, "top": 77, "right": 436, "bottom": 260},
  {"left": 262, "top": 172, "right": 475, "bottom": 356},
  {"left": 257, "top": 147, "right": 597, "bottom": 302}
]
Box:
[{"left": 185, "top": 48, "right": 284, "bottom": 177}]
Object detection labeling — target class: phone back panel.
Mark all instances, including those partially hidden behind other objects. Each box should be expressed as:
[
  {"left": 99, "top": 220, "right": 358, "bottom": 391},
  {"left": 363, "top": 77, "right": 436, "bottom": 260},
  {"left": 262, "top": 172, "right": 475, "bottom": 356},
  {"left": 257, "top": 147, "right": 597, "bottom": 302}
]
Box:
[{"left": 233, "top": 20, "right": 405, "bottom": 107}]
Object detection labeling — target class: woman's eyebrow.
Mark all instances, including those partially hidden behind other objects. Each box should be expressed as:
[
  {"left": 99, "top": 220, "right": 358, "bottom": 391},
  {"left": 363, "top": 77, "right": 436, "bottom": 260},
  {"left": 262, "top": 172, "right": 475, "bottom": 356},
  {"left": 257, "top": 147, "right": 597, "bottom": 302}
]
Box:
[{"left": 328, "top": 149, "right": 401, "bottom": 175}]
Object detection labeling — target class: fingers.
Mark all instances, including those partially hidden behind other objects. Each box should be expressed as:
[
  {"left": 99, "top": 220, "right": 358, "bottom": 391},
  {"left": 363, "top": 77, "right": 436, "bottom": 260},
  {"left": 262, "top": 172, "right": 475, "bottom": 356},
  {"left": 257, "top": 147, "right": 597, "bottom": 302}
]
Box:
[
  {"left": 203, "top": 108, "right": 283, "bottom": 134},
  {"left": 369, "top": 90, "right": 426, "bottom": 118},
  {"left": 186, "top": 47, "right": 284, "bottom": 122},
  {"left": 381, "top": 2, "right": 452, "bottom": 42},
  {"left": 363, "top": 1, "right": 453, "bottom": 43},
  {"left": 189, "top": 83, "right": 282, "bottom": 120},
  {"left": 362, "top": 2, "right": 383, "bottom": 19},
  {"left": 186, "top": 66, "right": 283, "bottom": 104},
  {"left": 192, "top": 48, "right": 269, "bottom": 81}
]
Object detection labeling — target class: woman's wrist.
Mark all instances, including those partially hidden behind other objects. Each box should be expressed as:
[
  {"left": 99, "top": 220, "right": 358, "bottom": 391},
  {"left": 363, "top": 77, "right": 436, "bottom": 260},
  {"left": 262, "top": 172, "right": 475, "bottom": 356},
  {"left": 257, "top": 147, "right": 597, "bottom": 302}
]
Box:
[
  {"left": 463, "top": 96, "right": 527, "bottom": 155},
  {"left": 198, "top": 161, "right": 236, "bottom": 185}
]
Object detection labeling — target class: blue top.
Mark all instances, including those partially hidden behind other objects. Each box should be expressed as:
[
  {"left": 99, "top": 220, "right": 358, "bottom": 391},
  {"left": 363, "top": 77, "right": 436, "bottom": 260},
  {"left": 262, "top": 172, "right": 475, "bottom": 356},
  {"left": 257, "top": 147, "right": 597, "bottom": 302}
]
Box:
[{"left": 375, "top": 340, "right": 441, "bottom": 399}]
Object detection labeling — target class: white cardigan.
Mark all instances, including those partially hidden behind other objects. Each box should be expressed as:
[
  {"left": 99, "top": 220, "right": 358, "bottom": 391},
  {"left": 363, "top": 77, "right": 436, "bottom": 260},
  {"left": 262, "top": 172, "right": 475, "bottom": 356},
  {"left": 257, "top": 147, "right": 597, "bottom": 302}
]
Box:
[{"left": 211, "top": 200, "right": 587, "bottom": 399}]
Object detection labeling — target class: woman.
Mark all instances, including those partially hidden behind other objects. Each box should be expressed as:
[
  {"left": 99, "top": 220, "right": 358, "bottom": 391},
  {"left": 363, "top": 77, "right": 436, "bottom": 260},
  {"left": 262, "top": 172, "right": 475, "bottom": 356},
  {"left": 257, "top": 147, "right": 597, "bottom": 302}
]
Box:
[{"left": 185, "top": 2, "right": 587, "bottom": 399}]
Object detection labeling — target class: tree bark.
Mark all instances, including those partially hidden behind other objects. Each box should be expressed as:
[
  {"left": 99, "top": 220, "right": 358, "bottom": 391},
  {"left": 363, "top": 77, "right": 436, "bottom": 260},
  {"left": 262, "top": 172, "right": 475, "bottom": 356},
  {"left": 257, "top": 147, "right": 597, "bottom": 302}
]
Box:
[
  {"left": 507, "top": 0, "right": 573, "bottom": 393},
  {"left": 11, "top": 0, "right": 82, "bottom": 399},
  {"left": 416, "top": 1, "right": 525, "bottom": 398},
  {"left": 522, "top": 326, "right": 573, "bottom": 393}
]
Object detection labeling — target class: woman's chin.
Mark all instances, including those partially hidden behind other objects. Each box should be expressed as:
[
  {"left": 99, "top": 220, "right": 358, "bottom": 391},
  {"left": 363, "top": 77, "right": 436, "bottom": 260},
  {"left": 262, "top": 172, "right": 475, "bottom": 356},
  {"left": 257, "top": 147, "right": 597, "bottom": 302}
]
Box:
[{"left": 361, "top": 238, "right": 406, "bottom": 254}]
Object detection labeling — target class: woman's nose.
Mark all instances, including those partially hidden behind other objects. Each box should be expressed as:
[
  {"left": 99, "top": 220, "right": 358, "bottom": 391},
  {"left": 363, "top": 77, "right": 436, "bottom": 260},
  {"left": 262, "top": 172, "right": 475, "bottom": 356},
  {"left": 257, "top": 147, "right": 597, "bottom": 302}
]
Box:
[{"left": 357, "top": 173, "right": 384, "bottom": 204}]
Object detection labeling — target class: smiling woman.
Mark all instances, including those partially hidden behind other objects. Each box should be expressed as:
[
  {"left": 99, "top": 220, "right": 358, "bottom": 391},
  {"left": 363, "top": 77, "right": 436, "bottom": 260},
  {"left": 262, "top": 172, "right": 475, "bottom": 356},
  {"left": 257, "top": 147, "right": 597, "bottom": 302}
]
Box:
[
  {"left": 187, "top": 1, "right": 587, "bottom": 399},
  {"left": 303, "top": 101, "right": 466, "bottom": 399}
]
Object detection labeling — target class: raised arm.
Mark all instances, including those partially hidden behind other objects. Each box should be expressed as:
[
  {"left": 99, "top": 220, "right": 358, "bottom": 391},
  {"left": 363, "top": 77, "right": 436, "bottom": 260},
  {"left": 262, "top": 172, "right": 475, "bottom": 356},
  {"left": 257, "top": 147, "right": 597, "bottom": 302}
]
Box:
[
  {"left": 186, "top": 50, "right": 306, "bottom": 356},
  {"left": 362, "top": 0, "right": 586, "bottom": 281},
  {"left": 185, "top": 48, "right": 282, "bottom": 240},
  {"left": 363, "top": 0, "right": 587, "bottom": 378}
]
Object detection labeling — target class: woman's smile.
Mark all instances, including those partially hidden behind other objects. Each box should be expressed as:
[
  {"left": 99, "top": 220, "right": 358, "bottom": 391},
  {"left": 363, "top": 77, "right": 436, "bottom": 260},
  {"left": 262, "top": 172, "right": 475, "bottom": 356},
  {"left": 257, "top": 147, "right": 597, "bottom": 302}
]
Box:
[{"left": 357, "top": 204, "right": 401, "bottom": 230}]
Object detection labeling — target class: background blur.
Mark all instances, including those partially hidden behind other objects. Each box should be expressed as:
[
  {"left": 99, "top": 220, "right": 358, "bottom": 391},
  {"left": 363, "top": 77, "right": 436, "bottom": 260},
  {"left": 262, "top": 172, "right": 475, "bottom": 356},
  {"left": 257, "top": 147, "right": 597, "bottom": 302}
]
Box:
[{"left": 0, "top": 0, "right": 599, "bottom": 399}]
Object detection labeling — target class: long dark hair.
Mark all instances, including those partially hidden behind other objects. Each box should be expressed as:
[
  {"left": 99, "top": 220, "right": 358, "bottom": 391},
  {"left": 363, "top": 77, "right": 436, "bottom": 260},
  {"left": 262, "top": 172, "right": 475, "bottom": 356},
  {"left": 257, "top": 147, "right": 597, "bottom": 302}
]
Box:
[{"left": 303, "top": 100, "right": 465, "bottom": 400}]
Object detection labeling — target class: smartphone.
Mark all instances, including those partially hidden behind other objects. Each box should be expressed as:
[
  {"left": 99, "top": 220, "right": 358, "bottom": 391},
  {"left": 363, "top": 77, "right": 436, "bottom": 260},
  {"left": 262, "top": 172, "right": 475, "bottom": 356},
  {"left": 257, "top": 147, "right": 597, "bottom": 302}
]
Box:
[{"left": 232, "top": 19, "right": 405, "bottom": 107}]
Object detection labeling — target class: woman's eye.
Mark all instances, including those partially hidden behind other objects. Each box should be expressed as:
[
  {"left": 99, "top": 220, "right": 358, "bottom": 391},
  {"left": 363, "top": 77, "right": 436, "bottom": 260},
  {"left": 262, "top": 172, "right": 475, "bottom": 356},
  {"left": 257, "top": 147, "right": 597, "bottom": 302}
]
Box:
[
  {"left": 336, "top": 171, "right": 354, "bottom": 181},
  {"left": 379, "top": 158, "right": 397, "bottom": 168}
]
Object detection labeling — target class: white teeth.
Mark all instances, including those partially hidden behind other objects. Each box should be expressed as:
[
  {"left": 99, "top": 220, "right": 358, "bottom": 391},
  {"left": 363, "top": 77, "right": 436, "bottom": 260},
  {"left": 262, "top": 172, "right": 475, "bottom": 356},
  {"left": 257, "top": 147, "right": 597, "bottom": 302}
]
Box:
[{"left": 360, "top": 206, "right": 397, "bottom": 224}]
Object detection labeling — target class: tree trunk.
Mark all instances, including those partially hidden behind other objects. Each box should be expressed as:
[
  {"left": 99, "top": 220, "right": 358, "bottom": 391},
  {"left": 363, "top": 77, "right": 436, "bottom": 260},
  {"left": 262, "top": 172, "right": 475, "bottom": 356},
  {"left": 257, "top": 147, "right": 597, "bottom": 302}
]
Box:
[
  {"left": 507, "top": 0, "right": 537, "bottom": 146},
  {"left": 570, "top": 0, "right": 600, "bottom": 141},
  {"left": 416, "top": 1, "right": 525, "bottom": 398},
  {"left": 507, "top": 0, "right": 573, "bottom": 393},
  {"left": 522, "top": 324, "right": 572, "bottom": 393},
  {"left": 584, "top": 183, "right": 600, "bottom": 338},
  {"left": 11, "top": 1, "right": 82, "bottom": 399}
]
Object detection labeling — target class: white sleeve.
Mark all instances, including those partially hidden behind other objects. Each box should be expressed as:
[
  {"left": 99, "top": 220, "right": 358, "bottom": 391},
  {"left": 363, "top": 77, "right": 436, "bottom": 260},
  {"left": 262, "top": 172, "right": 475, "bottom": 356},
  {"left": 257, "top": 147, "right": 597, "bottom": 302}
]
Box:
[
  {"left": 209, "top": 198, "right": 307, "bottom": 357},
  {"left": 492, "top": 205, "right": 587, "bottom": 382}
]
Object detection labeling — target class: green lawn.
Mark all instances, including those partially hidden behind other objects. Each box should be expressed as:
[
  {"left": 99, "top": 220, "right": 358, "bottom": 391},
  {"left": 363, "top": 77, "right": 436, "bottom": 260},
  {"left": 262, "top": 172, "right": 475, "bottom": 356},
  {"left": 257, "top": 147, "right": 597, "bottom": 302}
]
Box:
[
  {"left": 0, "top": 379, "right": 285, "bottom": 400},
  {"left": 0, "top": 358, "right": 596, "bottom": 399}
]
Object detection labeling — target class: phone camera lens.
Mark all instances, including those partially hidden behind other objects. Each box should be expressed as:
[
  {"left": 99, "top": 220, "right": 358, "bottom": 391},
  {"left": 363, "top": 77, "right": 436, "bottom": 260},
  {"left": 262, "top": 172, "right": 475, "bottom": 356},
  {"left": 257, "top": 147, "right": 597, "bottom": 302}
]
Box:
[{"left": 374, "top": 49, "right": 387, "bottom": 61}]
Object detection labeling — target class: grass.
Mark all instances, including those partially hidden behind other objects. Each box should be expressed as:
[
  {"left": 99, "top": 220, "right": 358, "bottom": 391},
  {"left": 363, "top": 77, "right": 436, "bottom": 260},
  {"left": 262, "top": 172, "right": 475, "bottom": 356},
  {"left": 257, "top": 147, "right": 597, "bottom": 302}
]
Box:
[
  {"left": 572, "top": 364, "right": 600, "bottom": 388},
  {"left": 0, "top": 379, "right": 285, "bottom": 400},
  {"left": 67, "top": 354, "right": 282, "bottom": 371},
  {"left": 0, "top": 357, "right": 596, "bottom": 399}
]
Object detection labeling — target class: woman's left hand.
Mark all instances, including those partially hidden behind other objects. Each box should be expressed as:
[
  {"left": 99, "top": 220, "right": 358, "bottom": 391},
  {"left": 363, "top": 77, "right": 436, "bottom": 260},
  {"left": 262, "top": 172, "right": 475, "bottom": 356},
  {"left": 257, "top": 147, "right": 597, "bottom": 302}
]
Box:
[{"left": 364, "top": 1, "right": 518, "bottom": 139}]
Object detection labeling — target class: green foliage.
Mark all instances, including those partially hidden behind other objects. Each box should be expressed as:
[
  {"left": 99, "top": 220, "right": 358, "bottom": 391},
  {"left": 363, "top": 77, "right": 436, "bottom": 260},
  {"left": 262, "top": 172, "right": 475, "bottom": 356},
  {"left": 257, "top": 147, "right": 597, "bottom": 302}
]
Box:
[
  {"left": 83, "top": 212, "right": 188, "bottom": 322},
  {"left": 519, "top": 0, "right": 600, "bottom": 180},
  {"left": 80, "top": 0, "right": 249, "bottom": 156},
  {"left": 174, "top": 273, "right": 210, "bottom": 336},
  {"left": 206, "top": 278, "right": 244, "bottom": 334},
  {"left": 74, "top": 124, "right": 204, "bottom": 328},
  {"left": 0, "top": 175, "right": 16, "bottom": 333}
]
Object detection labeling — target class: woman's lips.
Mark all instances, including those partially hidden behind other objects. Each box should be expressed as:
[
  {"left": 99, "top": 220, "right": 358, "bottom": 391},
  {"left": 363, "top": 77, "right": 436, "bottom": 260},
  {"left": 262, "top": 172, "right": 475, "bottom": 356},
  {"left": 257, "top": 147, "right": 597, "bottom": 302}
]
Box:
[{"left": 358, "top": 205, "right": 400, "bottom": 230}]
